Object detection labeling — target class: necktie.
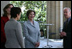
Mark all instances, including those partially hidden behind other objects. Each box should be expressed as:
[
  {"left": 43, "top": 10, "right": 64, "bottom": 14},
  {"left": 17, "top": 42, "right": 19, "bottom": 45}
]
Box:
[{"left": 66, "top": 19, "right": 68, "bottom": 29}]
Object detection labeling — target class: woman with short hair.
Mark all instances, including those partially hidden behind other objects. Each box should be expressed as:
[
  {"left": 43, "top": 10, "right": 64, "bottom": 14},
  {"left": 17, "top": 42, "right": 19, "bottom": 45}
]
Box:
[{"left": 4, "top": 7, "right": 25, "bottom": 48}]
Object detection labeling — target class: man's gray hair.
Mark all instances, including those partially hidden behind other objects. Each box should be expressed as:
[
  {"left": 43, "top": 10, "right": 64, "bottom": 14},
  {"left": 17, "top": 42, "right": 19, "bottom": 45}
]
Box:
[{"left": 64, "top": 7, "right": 71, "bottom": 12}]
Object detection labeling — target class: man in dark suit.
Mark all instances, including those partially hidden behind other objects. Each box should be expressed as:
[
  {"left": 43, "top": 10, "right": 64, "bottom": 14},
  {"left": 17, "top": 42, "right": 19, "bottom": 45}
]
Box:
[{"left": 60, "top": 7, "right": 71, "bottom": 48}]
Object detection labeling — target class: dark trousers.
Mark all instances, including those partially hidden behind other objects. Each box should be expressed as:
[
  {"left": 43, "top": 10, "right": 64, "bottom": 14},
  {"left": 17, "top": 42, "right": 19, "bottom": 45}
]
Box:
[
  {"left": 1, "top": 42, "right": 5, "bottom": 48},
  {"left": 64, "top": 45, "right": 71, "bottom": 48}
]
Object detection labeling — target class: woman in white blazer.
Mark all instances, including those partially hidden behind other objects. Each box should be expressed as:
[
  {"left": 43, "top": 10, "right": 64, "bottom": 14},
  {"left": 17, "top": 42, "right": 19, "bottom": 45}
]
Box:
[
  {"left": 4, "top": 7, "right": 25, "bottom": 48},
  {"left": 23, "top": 10, "right": 41, "bottom": 48}
]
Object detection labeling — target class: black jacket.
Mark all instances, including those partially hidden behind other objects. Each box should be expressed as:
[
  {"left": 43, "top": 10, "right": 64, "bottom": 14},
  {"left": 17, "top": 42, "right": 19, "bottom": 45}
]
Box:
[{"left": 62, "top": 19, "right": 71, "bottom": 48}]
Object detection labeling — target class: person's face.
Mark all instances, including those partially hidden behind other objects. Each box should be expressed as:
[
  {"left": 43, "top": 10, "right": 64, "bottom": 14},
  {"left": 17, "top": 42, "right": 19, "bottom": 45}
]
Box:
[
  {"left": 28, "top": 12, "right": 35, "bottom": 20},
  {"left": 6, "top": 5, "right": 13, "bottom": 14},
  {"left": 64, "top": 9, "right": 71, "bottom": 19},
  {"left": 17, "top": 12, "right": 21, "bottom": 20}
]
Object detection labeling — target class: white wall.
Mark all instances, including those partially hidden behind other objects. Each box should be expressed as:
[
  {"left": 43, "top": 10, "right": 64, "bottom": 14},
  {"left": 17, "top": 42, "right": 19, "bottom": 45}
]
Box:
[{"left": 1, "top": 1, "right": 10, "bottom": 16}]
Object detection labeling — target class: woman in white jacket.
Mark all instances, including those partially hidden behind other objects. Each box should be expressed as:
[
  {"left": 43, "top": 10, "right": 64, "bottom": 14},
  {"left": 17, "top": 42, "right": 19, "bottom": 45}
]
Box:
[{"left": 23, "top": 10, "right": 41, "bottom": 48}]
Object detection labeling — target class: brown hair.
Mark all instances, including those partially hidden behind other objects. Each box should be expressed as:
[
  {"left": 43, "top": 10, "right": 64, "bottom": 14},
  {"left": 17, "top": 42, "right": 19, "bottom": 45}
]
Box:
[
  {"left": 26, "top": 10, "right": 36, "bottom": 18},
  {"left": 3, "top": 4, "right": 14, "bottom": 16}
]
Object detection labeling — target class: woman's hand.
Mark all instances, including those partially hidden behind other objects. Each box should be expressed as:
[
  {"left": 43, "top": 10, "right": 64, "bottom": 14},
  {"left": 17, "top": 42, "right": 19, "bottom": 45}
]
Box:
[{"left": 35, "top": 42, "right": 40, "bottom": 47}]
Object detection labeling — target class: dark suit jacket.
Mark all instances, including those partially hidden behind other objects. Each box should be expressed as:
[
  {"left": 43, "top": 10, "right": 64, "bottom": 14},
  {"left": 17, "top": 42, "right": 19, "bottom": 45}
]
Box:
[{"left": 62, "top": 19, "right": 71, "bottom": 48}]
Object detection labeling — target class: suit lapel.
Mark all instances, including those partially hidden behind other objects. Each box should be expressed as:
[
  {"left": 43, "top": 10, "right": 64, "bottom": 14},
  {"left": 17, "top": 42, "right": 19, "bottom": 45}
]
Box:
[
  {"left": 34, "top": 21, "right": 37, "bottom": 28},
  {"left": 27, "top": 20, "right": 35, "bottom": 28},
  {"left": 67, "top": 19, "right": 71, "bottom": 25},
  {"left": 27, "top": 20, "right": 39, "bottom": 32}
]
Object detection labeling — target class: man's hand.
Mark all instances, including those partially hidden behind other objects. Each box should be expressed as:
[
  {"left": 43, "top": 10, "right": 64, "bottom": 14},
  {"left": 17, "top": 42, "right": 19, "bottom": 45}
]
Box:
[{"left": 60, "top": 32, "right": 66, "bottom": 37}]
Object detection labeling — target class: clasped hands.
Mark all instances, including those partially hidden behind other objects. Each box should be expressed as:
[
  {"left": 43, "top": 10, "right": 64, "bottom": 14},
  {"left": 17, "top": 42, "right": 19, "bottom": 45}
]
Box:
[{"left": 35, "top": 42, "right": 40, "bottom": 47}]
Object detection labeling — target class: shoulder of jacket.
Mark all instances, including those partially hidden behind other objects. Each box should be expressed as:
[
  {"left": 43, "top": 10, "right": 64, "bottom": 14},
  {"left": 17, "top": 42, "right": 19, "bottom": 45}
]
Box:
[
  {"left": 1, "top": 16, "right": 4, "bottom": 20},
  {"left": 34, "top": 20, "right": 38, "bottom": 23},
  {"left": 34, "top": 21, "right": 39, "bottom": 24},
  {"left": 23, "top": 21, "right": 28, "bottom": 25}
]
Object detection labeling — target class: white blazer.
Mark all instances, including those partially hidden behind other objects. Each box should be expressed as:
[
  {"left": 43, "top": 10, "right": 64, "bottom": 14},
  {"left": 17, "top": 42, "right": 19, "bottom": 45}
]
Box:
[{"left": 23, "top": 20, "right": 41, "bottom": 48}]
